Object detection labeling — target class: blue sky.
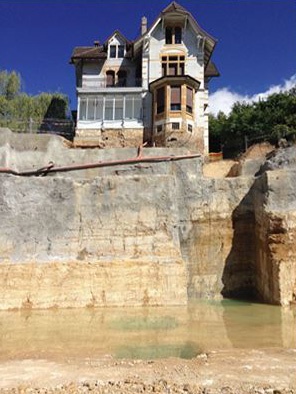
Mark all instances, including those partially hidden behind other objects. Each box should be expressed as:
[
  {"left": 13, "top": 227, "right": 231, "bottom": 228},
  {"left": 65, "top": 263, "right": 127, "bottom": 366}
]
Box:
[{"left": 0, "top": 0, "right": 295, "bottom": 114}]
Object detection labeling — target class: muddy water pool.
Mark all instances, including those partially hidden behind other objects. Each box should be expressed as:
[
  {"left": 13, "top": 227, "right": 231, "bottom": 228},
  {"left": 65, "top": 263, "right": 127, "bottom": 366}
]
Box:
[{"left": 0, "top": 300, "right": 295, "bottom": 362}]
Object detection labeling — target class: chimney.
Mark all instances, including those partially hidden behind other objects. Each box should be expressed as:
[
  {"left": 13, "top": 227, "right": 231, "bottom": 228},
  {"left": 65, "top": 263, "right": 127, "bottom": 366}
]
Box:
[
  {"left": 94, "top": 40, "right": 100, "bottom": 47},
  {"left": 141, "top": 16, "right": 147, "bottom": 35}
]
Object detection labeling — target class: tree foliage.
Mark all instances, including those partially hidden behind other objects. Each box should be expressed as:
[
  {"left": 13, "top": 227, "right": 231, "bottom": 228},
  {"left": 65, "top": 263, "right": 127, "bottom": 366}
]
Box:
[
  {"left": 209, "top": 89, "right": 296, "bottom": 157},
  {"left": 0, "top": 70, "right": 21, "bottom": 100},
  {"left": 0, "top": 69, "right": 70, "bottom": 132}
]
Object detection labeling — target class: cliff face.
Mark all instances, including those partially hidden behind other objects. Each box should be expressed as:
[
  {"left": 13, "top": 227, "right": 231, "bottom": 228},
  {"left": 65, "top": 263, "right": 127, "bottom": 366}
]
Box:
[{"left": 0, "top": 128, "right": 295, "bottom": 309}]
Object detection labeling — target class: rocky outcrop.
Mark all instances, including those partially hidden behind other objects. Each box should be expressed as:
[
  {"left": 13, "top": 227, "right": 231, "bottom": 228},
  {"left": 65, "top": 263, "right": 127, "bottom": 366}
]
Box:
[{"left": 0, "top": 128, "right": 295, "bottom": 308}]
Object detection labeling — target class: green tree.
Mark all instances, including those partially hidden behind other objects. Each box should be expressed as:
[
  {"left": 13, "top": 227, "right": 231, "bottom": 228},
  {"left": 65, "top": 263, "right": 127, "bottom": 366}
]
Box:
[
  {"left": 6, "top": 71, "right": 21, "bottom": 100},
  {"left": 0, "top": 70, "right": 21, "bottom": 99},
  {"left": 0, "top": 69, "right": 70, "bottom": 133},
  {"left": 209, "top": 88, "right": 296, "bottom": 157}
]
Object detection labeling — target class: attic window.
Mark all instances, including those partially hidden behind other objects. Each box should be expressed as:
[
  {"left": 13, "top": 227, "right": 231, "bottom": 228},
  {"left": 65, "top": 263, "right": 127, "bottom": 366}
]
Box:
[
  {"left": 109, "top": 44, "right": 125, "bottom": 59},
  {"left": 118, "top": 45, "right": 125, "bottom": 58},
  {"left": 110, "top": 45, "right": 116, "bottom": 58},
  {"left": 165, "top": 26, "right": 182, "bottom": 45}
]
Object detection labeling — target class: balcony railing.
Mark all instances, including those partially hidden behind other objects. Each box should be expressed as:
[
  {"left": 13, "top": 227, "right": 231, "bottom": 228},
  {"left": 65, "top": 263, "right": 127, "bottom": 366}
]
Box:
[{"left": 82, "top": 76, "right": 142, "bottom": 89}]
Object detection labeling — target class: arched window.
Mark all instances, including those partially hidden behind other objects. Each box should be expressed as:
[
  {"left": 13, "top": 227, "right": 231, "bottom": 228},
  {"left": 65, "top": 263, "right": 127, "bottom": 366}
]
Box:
[{"left": 106, "top": 70, "right": 115, "bottom": 87}]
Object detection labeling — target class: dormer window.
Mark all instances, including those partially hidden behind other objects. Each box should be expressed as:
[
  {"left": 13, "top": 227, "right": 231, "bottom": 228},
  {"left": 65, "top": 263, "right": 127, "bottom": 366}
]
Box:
[
  {"left": 118, "top": 45, "right": 125, "bottom": 58},
  {"left": 165, "top": 26, "right": 182, "bottom": 45},
  {"left": 110, "top": 45, "right": 117, "bottom": 58},
  {"left": 109, "top": 44, "right": 125, "bottom": 58}
]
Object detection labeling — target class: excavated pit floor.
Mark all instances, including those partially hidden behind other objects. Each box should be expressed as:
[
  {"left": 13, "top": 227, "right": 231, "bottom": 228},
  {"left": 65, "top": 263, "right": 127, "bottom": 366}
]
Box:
[{"left": 0, "top": 300, "right": 295, "bottom": 392}]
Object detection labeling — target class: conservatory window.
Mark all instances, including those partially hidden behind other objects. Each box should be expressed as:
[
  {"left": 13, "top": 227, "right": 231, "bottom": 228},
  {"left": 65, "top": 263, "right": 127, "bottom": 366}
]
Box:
[{"left": 78, "top": 95, "right": 142, "bottom": 121}]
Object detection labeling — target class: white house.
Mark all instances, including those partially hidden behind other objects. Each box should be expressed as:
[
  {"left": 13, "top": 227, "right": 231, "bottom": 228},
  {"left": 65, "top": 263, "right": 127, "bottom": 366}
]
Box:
[{"left": 70, "top": 1, "right": 219, "bottom": 153}]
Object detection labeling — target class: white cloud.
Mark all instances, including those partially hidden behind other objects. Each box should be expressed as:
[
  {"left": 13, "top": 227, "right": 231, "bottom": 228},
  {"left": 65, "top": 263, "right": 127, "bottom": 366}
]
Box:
[{"left": 209, "top": 74, "right": 296, "bottom": 116}]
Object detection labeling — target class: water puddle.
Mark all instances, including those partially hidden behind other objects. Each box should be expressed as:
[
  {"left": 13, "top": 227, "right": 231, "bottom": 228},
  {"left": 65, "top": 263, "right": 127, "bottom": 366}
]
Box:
[{"left": 0, "top": 300, "right": 295, "bottom": 361}]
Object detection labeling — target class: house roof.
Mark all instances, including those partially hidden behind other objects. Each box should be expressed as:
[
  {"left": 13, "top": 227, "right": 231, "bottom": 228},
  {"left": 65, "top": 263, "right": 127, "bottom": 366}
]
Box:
[
  {"left": 161, "top": 1, "right": 188, "bottom": 14},
  {"left": 70, "top": 46, "right": 107, "bottom": 63},
  {"left": 70, "top": 40, "right": 133, "bottom": 63},
  {"left": 70, "top": 2, "right": 218, "bottom": 69},
  {"left": 104, "top": 30, "right": 131, "bottom": 46},
  {"left": 149, "top": 75, "right": 201, "bottom": 91},
  {"left": 205, "top": 61, "right": 220, "bottom": 78}
]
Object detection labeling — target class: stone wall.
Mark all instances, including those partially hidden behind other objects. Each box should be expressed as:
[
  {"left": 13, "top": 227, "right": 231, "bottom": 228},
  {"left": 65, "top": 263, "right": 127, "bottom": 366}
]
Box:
[{"left": 74, "top": 128, "right": 144, "bottom": 148}]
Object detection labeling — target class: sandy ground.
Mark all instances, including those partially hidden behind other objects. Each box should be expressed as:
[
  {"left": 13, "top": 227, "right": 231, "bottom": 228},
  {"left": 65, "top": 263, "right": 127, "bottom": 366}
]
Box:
[
  {"left": 0, "top": 348, "right": 296, "bottom": 393},
  {"left": 203, "top": 160, "right": 236, "bottom": 178}
]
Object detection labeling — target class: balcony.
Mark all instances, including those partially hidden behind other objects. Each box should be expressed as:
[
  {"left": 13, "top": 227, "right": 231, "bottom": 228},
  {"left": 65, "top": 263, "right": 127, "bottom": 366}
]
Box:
[{"left": 82, "top": 76, "right": 142, "bottom": 89}]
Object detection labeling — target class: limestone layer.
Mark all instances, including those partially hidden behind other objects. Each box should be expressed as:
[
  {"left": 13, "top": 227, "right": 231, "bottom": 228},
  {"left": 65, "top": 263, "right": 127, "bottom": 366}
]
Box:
[{"left": 0, "top": 129, "right": 296, "bottom": 308}]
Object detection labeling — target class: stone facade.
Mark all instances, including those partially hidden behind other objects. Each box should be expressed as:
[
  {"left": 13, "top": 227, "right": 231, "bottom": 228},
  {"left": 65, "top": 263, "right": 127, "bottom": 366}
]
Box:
[{"left": 74, "top": 128, "right": 144, "bottom": 148}]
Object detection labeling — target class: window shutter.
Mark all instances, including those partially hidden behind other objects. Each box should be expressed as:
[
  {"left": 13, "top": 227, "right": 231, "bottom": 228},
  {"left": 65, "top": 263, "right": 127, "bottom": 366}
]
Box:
[
  {"left": 186, "top": 87, "right": 193, "bottom": 108},
  {"left": 171, "top": 86, "right": 181, "bottom": 104}
]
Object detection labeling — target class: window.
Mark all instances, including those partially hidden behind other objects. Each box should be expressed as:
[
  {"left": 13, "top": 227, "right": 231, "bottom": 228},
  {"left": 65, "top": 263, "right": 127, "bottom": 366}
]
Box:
[
  {"left": 188, "top": 124, "right": 193, "bottom": 133},
  {"left": 78, "top": 95, "right": 142, "bottom": 122},
  {"left": 174, "top": 27, "right": 182, "bottom": 44},
  {"left": 125, "top": 95, "right": 142, "bottom": 120},
  {"left": 105, "top": 97, "right": 114, "bottom": 120},
  {"left": 133, "top": 97, "right": 142, "bottom": 120},
  {"left": 96, "top": 97, "right": 104, "bottom": 120},
  {"left": 186, "top": 86, "right": 193, "bottom": 113},
  {"left": 117, "top": 70, "right": 127, "bottom": 87},
  {"left": 115, "top": 96, "right": 124, "bottom": 120},
  {"left": 172, "top": 122, "right": 180, "bottom": 130},
  {"left": 162, "top": 56, "right": 185, "bottom": 76},
  {"left": 118, "top": 45, "right": 125, "bottom": 58},
  {"left": 170, "top": 86, "right": 181, "bottom": 111},
  {"left": 157, "top": 125, "right": 163, "bottom": 133},
  {"left": 79, "top": 99, "right": 87, "bottom": 120},
  {"left": 165, "top": 27, "right": 182, "bottom": 44},
  {"left": 88, "top": 98, "right": 96, "bottom": 120},
  {"left": 165, "top": 27, "right": 173, "bottom": 44},
  {"left": 109, "top": 44, "right": 125, "bottom": 58},
  {"left": 110, "top": 45, "right": 116, "bottom": 58},
  {"left": 157, "top": 87, "right": 165, "bottom": 114},
  {"left": 106, "top": 71, "right": 115, "bottom": 87}
]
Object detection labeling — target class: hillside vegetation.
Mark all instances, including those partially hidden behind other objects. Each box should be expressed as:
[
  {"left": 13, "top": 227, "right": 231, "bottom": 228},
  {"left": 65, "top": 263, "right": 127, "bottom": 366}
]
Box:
[
  {"left": 0, "top": 69, "right": 70, "bottom": 132},
  {"left": 209, "top": 88, "right": 296, "bottom": 157}
]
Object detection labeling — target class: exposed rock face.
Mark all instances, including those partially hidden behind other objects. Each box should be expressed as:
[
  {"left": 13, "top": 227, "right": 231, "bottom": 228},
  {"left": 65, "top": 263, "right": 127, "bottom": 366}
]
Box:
[
  {"left": 254, "top": 169, "right": 296, "bottom": 305},
  {"left": 0, "top": 128, "right": 295, "bottom": 309}
]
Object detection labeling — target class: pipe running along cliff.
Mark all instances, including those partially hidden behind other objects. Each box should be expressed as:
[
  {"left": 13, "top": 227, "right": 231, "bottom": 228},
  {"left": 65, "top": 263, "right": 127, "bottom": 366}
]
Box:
[{"left": 0, "top": 144, "right": 200, "bottom": 177}]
